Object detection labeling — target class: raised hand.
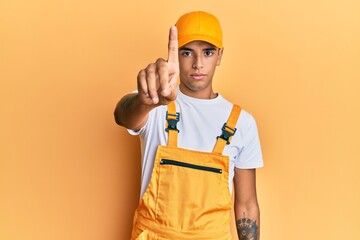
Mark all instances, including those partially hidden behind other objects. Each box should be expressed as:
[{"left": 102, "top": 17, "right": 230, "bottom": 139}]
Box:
[{"left": 137, "top": 26, "right": 179, "bottom": 106}]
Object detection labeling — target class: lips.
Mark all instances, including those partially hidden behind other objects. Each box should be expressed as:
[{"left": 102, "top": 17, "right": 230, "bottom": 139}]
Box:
[{"left": 190, "top": 73, "right": 206, "bottom": 80}]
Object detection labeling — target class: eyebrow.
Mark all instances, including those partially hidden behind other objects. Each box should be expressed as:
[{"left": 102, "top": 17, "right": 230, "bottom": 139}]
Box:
[
  {"left": 179, "top": 47, "right": 193, "bottom": 51},
  {"left": 203, "top": 48, "right": 217, "bottom": 51},
  {"left": 179, "top": 47, "right": 217, "bottom": 51}
]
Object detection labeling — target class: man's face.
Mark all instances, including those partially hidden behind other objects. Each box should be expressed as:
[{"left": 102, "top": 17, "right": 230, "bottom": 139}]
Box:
[{"left": 178, "top": 40, "right": 223, "bottom": 98}]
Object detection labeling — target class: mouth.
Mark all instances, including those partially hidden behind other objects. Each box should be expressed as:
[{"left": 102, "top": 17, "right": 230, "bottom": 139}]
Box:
[{"left": 190, "top": 73, "right": 207, "bottom": 80}]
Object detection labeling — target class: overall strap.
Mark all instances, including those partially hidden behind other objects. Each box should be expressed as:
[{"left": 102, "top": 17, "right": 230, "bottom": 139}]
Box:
[
  {"left": 212, "top": 105, "right": 241, "bottom": 154},
  {"left": 166, "top": 101, "right": 180, "bottom": 147}
]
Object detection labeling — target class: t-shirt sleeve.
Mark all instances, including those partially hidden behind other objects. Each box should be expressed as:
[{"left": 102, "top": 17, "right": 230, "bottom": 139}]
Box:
[
  {"left": 127, "top": 128, "right": 143, "bottom": 136},
  {"left": 235, "top": 113, "right": 264, "bottom": 169},
  {"left": 126, "top": 113, "right": 151, "bottom": 137},
  {"left": 126, "top": 101, "right": 165, "bottom": 140}
]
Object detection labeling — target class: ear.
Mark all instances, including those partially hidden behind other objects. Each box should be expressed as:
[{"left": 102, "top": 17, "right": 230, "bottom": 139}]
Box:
[{"left": 216, "top": 47, "right": 224, "bottom": 66}]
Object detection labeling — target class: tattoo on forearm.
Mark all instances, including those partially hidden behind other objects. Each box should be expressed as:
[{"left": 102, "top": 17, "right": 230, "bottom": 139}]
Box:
[
  {"left": 120, "top": 95, "right": 137, "bottom": 110},
  {"left": 236, "top": 213, "right": 258, "bottom": 240}
]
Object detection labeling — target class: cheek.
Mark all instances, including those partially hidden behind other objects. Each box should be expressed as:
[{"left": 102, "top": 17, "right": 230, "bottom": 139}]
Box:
[
  {"left": 208, "top": 58, "right": 219, "bottom": 70},
  {"left": 179, "top": 58, "right": 192, "bottom": 71}
]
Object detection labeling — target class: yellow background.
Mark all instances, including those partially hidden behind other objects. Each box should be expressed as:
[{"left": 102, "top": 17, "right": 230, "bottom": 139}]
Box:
[{"left": 1, "top": 0, "right": 360, "bottom": 239}]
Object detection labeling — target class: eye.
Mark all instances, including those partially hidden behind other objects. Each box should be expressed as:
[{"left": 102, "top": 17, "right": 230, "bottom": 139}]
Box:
[
  {"left": 204, "top": 50, "right": 215, "bottom": 57},
  {"left": 181, "top": 50, "right": 192, "bottom": 57}
]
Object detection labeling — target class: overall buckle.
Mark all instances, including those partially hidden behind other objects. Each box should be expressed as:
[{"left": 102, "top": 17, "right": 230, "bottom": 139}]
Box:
[
  {"left": 165, "top": 111, "right": 180, "bottom": 132},
  {"left": 217, "top": 123, "right": 237, "bottom": 145}
]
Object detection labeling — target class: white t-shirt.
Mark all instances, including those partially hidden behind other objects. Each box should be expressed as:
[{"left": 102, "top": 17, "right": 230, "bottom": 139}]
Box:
[{"left": 128, "top": 88, "right": 264, "bottom": 198}]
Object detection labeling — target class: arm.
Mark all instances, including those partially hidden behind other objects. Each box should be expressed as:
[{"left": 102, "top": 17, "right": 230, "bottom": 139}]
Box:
[
  {"left": 114, "top": 26, "right": 179, "bottom": 130},
  {"left": 114, "top": 93, "right": 156, "bottom": 130},
  {"left": 234, "top": 168, "right": 260, "bottom": 240}
]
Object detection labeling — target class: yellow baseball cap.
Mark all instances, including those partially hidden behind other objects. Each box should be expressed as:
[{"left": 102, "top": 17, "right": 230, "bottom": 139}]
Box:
[{"left": 175, "top": 11, "right": 223, "bottom": 48}]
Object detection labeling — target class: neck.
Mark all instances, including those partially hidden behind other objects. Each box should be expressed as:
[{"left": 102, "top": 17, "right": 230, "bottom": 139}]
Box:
[{"left": 179, "top": 84, "right": 217, "bottom": 99}]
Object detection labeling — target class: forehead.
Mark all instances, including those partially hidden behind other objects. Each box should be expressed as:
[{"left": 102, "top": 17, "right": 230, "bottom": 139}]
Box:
[{"left": 179, "top": 40, "right": 217, "bottom": 50}]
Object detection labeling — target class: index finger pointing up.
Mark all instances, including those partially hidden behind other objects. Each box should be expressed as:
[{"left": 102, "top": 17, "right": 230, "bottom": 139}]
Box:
[{"left": 167, "top": 26, "right": 178, "bottom": 63}]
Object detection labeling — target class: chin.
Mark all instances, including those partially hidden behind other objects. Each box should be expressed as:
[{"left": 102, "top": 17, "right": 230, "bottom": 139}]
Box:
[{"left": 184, "top": 83, "right": 210, "bottom": 92}]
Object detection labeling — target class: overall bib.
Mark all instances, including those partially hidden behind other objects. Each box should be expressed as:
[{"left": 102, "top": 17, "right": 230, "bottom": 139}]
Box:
[{"left": 131, "top": 101, "right": 241, "bottom": 240}]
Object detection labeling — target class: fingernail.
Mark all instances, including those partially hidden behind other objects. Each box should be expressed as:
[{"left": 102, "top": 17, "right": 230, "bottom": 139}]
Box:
[
  {"left": 152, "top": 97, "right": 159, "bottom": 104},
  {"left": 145, "top": 93, "right": 149, "bottom": 98},
  {"left": 162, "top": 88, "right": 169, "bottom": 96}
]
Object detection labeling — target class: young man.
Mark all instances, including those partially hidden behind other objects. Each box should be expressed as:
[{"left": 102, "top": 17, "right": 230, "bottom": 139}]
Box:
[{"left": 114, "top": 11, "right": 263, "bottom": 240}]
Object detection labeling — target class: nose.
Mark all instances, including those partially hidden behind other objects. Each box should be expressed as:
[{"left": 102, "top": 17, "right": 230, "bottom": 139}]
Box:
[{"left": 192, "top": 55, "right": 203, "bottom": 69}]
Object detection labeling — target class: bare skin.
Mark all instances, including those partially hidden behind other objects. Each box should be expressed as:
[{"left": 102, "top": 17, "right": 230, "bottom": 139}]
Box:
[
  {"left": 234, "top": 168, "right": 260, "bottom": 240},
  {"left": 114, "top": 26, "right": 179, "bottom": 130},
  {"left": 178, "top": 41, "right": 223, "bottom": 99}
]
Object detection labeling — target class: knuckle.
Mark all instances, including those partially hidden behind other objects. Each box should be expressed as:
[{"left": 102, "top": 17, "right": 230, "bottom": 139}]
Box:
[
  {"left": 156, "top": 58, "right": 166, "bottom": 63},
  {"left": 145, "top": 63, "right": 156, "bottom": 73},
  {"left": 146, "top": 69, "right": 155, "bottom": 75},
  {"left": 137, "top": 69, "right": 146, "bottom": 82},
  {"left": 137, "top": 69, "right": 145, "bottom": 77}
]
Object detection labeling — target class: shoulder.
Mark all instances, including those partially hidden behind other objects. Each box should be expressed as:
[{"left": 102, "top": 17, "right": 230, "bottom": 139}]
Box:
[
  {"left": 239, "top": 109, "right": 257, "bottom": 128},
  {"left": 218, "top": 95, "right": 257, "bottom": 129},
  {"left": 217, "top": 94, "right": 260, "bottom": 144},
  {"left": 235, "top": 108, "right": 260, "bottom": 144}
]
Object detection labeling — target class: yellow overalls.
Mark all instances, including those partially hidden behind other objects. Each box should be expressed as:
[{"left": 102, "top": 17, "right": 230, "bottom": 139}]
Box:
[{"left": 131, "top": 101, "right": 241, "bottom": 240}]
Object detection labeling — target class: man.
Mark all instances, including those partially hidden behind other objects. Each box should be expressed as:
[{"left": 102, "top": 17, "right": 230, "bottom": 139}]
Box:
[{"left": 114, "top": 11, "right": 263, "bottom": 240}]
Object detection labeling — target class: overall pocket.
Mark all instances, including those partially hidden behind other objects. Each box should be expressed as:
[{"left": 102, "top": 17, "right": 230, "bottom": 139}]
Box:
[{"left": 160, "top": 159, "right": 222, "bottom": 174}]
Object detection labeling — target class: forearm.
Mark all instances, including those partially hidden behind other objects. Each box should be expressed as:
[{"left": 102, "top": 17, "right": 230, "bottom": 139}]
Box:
[
  {"left": 114, "top": 93, "right": 156, "bottom": 130},
  {"left": 235, "top": 203, "right": 260, "bottom": 240}
]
